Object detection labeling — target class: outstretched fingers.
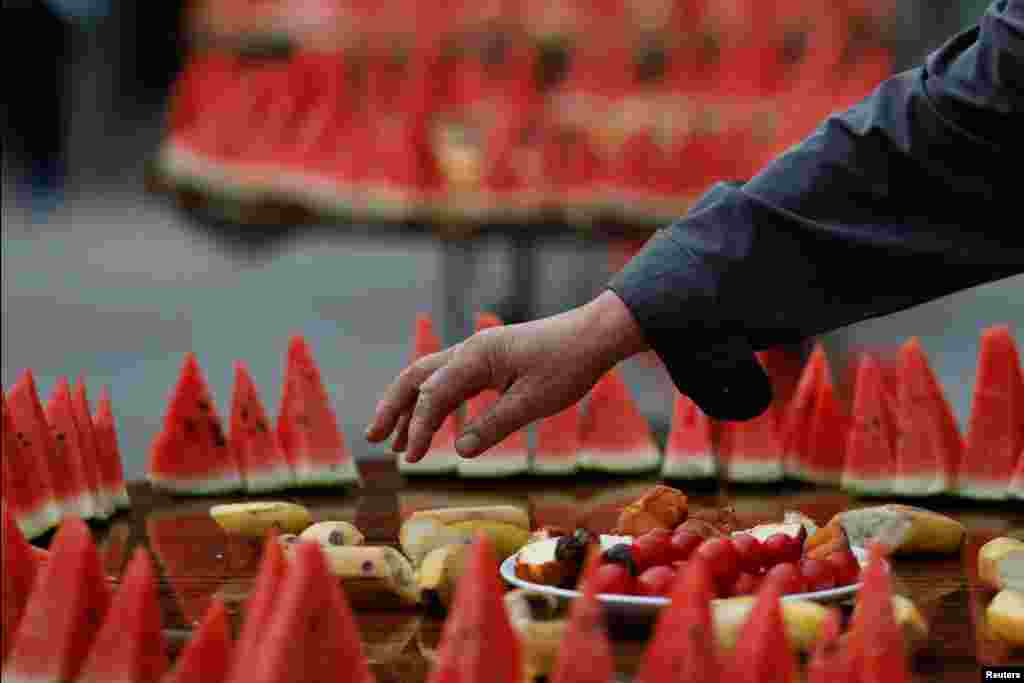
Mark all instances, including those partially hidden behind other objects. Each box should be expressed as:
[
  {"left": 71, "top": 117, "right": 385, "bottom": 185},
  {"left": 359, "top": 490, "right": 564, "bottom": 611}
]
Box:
[{"left": 365, "top": 349, "right": 452, "bottom": 443}]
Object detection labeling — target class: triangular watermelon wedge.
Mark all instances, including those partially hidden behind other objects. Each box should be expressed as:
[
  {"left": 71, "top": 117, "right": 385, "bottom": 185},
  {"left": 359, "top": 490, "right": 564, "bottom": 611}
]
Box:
[
  {"left": 635, "top": 558, "right": 720, "bottom": 683},
  {"left": 230, "top": 361, "right": 295, "bottom": 493},
  {"left": 891, "top": 339, "right": 963, "bottom": 496},
  {"left": 1010, "top": 448, "right": 1024, "bottom": 500},
  {"left": 399, "top": 314, "right": 460, "bottom": 475},
  {"left": 959, "top": 325, "right": 1023, "bottom": 500},
  {"left": 532, "top": 402, "right": 581, "bottom": 475},
  {"left": 163, "top": 599, "right": 232, "bottom": 683},
  {"left": 277, "top": 335, "right": 362, "bottom": 488},
  {"left": 457, "top": 314, "right": 529, "bottom": 477},
  {"left": 799, "top": 371, "right": 849, "bottom": 486},
  {"left": 231, "top": 532, "right": 288, "bottom": 669},
  {"left": 721, "top": 567, "right": 797, "bottom": 683},
  {"left": 549, "top": 551, "right": 615, "bottom": 683},
  {"left": 7, "top": 372, "right": 68, "bottom": 530},
  {"left": 93, "top": 385, "right": 131, "bottom": 510},
  {"left": 718, "top": 401, "right": 785, "bottom": 484},
  {"left": 1, "top": 392, "right": 60, "bottom": 540},
  {"left": 148, "top": 354, "right": 243, "bottom": 495},
  {"left": 77, "top": 548, "right": 169, "bottom": 683},
  {"left": 45, "top": 377, "right": 101, "bottom": 521},
  {"left": 845, "top": 543, "right": 909, "bottom": 683},
  {"left": 841, "top": 353, "right": 898, "bottom": 497},
  {"left": 780, "top": 344, "right": 827, "bottom": 479},
  {"left": 4, "top": 517, "right": 111, "bottom": 683},
  {"left": 425, "top": 535, "right": 523, "bottom": 683},
  {"left": 71, "top": 377, "right": 117, "bottom": 519},
  {"left": 660, "top": 392, "right": 717, "bottom": 480},
  {"left": 578, "top": 367, "right": 661, "bottom": 473},
  {"left": 314, "top": 544, "right": 376, "bottom": 683},
  {"left": 805, "top": 609, "right": 855, "bottom": 683},
  {"left": 2, "top": 503, "right": 45, "bottom": 664}
]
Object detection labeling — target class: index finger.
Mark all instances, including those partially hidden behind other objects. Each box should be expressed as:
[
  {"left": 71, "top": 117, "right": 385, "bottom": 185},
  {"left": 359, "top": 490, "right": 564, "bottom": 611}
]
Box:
[{"left": 365, "top": 349, "right": 452, "bottom": 442}]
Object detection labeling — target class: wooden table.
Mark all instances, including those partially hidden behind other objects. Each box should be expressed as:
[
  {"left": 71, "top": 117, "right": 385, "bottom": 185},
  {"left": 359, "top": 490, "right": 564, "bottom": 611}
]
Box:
[{"left": 85, "top": 460, "right": 1022, "bottom": 682}]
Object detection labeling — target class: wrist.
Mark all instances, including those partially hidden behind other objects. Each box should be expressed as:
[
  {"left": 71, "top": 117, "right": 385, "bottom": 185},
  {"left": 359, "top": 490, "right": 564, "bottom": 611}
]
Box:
[{"left": 578, "top": 289, "right": 650, "bottom": 368}]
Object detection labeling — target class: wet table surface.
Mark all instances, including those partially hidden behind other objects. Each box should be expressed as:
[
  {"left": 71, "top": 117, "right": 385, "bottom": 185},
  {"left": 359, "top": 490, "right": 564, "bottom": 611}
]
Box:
[{"left": 77, "top": 459, "right": 1023, "bottom": 682}]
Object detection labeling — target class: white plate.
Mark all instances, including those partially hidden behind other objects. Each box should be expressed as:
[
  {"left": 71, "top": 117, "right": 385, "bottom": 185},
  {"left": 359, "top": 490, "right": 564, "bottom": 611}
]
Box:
[{"left": 499, "top": 545, "right": 867, "bottom": 620}]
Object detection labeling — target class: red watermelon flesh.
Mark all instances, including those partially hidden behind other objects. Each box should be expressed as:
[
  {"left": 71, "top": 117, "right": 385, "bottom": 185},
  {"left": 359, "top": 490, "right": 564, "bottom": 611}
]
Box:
[
  {"left": 1010, "top": 448, "right": 1024, "bottom": 500},
  {"left": 841, "top": 354, "right": 898, "bottom": 496},
  {"left": 8, "top": 373, "right": 67, "bottom": 530},
  {"left": 846, "top": 544, "right": 909, "bottom": 683},
  {"left": 400, "top": 314, "right": 459, "bottom": 475},
  {"left": 314, "top": 546, "right": 376, "bottom": 683},
  {"left": 532, "top": 402, "right": 581, "bottom": 475},
  {"left": 661, "top": 392, "right": 717, "bottom": 480},
  {"left": 77, "top": 548, "right": 168, "bottom": 683},
  {"left": 1, "top": 393, "right": 59, "bottom": 540},
  {"left": 780, "top": 344, "right": 827, "bottom": 479},
  {"left": 722, "top": 570, "right": 797, "bottom": 683},
  {"left": 93, "top": 385, "right": 131, "bottom": 510},
  {"left": 805, "top": 609, "right": 855, "bottom": 683},
  {"left": 959, "top": 325, "right": 1023, "bottom": 500},
  {"left": 277, "top": 335, "right": 362, "bottom": 488},
  {"left": 4, "top": 516, "right": 111, "bottom": 683},
  {"left": 2, "top": 504, "right": 44, "bottom": 664},
  {"left": 719, "top": 402, "right": 785, "bottom": 484},
  {"left": 230, "top": 361, "right": 294, "bottom": 493},
  {"left": 578, "top": 367, "right": 660, "bottom": 473},
  {"left": 163, "top": 599, "right": 232, "bottom": 683},
  {"left": 636, "top": 558, "right": 720, "bottom": 683},
  {"left": 458, "top": 314, "right": 529, "bottom": 477},
  {"left": 549, "top": 552, "right": 615, "bottom": 683},
  {"left": 799, "top": 373, "right": 849, "bottom": 486},
  {"left": 892, "top": 339, "right": 962, "bottom": 496},
  {"left": 71, "top": 377, "right": 116, "bottom": 519},
  {"left": 426, "top": 536, "right": 522, "bottom": 683},
  {"left": 232, "top": 533, "right": 288, "bottom": 668},
  {"left": 45, "top": 377, "right": 101, "bottom": 520},
  {"left": 148, "top": 353, "right": 243, "bottom": 495}
]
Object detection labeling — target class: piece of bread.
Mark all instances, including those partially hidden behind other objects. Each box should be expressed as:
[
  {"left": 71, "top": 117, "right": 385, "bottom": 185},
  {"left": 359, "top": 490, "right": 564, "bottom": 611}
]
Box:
[
  {"left": 829, "top": 505, "right": 965, "bottom": 555},
  {"left": 613, "top": 485, "right": 689, "bottom": 536},
  {"left": 986, "top": 589, "right": 1024, "bottom": 647},
  {"left": 978, "top": 537, "right": 1024, "bottom": 592}
]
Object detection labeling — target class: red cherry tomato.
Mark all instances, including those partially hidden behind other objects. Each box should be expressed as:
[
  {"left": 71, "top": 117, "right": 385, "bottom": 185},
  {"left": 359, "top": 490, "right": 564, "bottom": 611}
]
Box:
[
  {"left": 730, "top": 572, "right": 764, "bottom": 597},
  {"left": 762, "top": 533, "right": 802, "bottom": 566},
  {"left": 631, "top": 529, "right": 674, "bottom": 572},
  {"left": 591, "top": 563, "right": 636, "bottom": 596},
  {"left": 694, "top": 537, "right": 741, "bottom": 592},
  {"left": 765, "top": 562, "right": 807, "bottom": 596},
  {"left": 731, "top": 533, "right": 765, "bottom": 573},
  {"left": 826, "top": 551, "right": 862, "bottom": 586},
  {"left": 637, "top": 565, "right": 677, "bottom": 597},
  {"left": 800, "top": 558, "right": 837, "bottom": 592},
  {"left": 669, "top": 529, "right": 705, "bottom": 563}
]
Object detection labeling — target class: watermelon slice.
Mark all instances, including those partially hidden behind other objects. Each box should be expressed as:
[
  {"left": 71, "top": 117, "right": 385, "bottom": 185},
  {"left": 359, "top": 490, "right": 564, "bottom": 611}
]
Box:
[
  {"left": 4, "top": 517, "right": 111, "bottom": 683},
  {"left": 45, "top": 377, "right": 101, "bottom": 520},
  {"left": 7, "top": 372, "right": 70, "bottom": 528},
  {"left": 148, "top": 353, "right": 243, "bottom": 495},
  {"left": 1010, "top": 448, "right": 1024, "bottom": 500},
  {"left": 635, "top": 558, "right": 720, "bottom": 683},
  {"left": 71, "top": 377, "right": 116, "bottom": 519},
  {"left": 163, "top": 599, "right": 232, "bottom": 683},
  {"left": 399, "top": 314, "right": 460, "bottom": 475},
  {"left": 532, "top": 402, "right": 581, "bottom": 475},
  {"left": 805, "top": 609, "right": 855, "bottom": 683},
  {"left": 959, "top": 325, "right": 1023, "bottom": 500},
  {"left": 76, "top": 548, "right": 168, "bottom": 683},
  {"left": 277, "top": 335, "right": 362, "bottom": 488},
  {"left": 798, "top": 371, "right": 849, "bottom": 486},
  {"left": 231, "top": 532, "right": 288, "bottom": 668},
  {"left": 457, "top": 314, "right": 529, "bottom": 477},
  {"left": 548, "top": 551, "right": 615, "bottom": 683},
  {"left": 841, "top": 353, "right": 898, "bottom": 496},
  {"left": 718, "top": 402, "right": 785, "bottom": 484},
  {"left": 780, "top": 344, "right": 827, "bottom": 479},
  {"left": 93, "top": 385, "right": 131, "bottom": 510},
  {"left": 230, "top": 361, "right": 294, "bottom": 493},
  {"left": 891, "top": 339, "right": 963, "bottom": 496},
  {"left": 425, "top": 536, "right": 523, "bottom": 683},
  {"left": 1, "top": 393, "right": 60, "bottom": 540},
  {"left": 660, "top": 392, "right": 717, "bottom": 480},
  {"left": 578, "top": 367, "right": 660, "bottom": 473},
  {"left": 314, "top": 545, "right": 376, "bottom": 683},
  {"left": 721, "top": 568, "right": 797, "bottom": 683},
  {"left": 1, "top": 504, "right": 45, "bottom": 663},
  {"left": 846, "top": 544, "right": 909, "bottom": 683}
]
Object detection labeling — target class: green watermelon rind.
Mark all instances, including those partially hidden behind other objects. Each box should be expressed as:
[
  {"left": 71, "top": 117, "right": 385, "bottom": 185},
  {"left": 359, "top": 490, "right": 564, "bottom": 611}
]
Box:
[
  {"left": 529, "top": 455, "right": 580, "bottom": 476},
  {"left": 577, "top": 448, "right": 662, "bottom": 474},
  {"left": 889, "top": 475, "right": 949, "bottom": 498},
  {"left": 147, "top": 473, "right": 245, "bottom": 497},
  {"left": 397, "top": 449, "right": 460, "bottom": 476},
  {"left": 14, "top": 502, "right": 63, "bottom": 542},
  {"left": 456, "top": 453, "right": 530, "bottom": 478},
  {"left": 838, "top": 475, "right": 893, "bottom": 497},
  {"left": 660, "top": 451, "right": 718, "bottom": 480},
  {"left": 287, "top": 460, "right": 362, "bottom": 489},
  {"left": 722, "top": 458, "right": 786, "bottom": 484},
  {"left": 954, "top": 480, "right": 1009, "bottom": 501},
  {"left": 243, "top": 465, "right": 297, "bottom": 494}
]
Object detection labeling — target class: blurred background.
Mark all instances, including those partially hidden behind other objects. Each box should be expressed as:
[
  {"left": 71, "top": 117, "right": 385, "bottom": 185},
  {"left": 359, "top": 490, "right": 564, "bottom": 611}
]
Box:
[{"left": 3, "top": 0, "right": 1021, "bottom": 480}]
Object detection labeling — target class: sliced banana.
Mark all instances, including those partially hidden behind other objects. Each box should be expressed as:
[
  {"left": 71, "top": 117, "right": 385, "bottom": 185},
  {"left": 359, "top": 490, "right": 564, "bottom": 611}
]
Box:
[
  {"left": 304, "top": 545, "right": 421, "bottom": 608},
  {"left": 210, "top": 502, "right": 312, "bottom": 537},
  {"left": 417, "top": 542, "right": 472, "bottom": 612},
  {"left": 300, "top": 521, "right": 365, "bottom": 547}
]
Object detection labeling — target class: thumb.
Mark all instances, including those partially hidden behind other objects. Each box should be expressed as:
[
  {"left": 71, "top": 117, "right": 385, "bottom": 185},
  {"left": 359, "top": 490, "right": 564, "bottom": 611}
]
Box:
[{"left": 455, "top": 384, "right": 534, "bottom": 458}]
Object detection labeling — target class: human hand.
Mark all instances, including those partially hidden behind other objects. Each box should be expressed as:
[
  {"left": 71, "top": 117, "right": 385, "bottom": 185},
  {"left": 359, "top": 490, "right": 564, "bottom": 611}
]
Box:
[{"left": 365, "top": 290, "right": 649, "bottom": 464}]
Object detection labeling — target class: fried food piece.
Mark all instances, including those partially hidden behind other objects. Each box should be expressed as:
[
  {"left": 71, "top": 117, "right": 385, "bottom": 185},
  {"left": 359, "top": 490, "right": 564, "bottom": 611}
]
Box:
[{"left": 613, "top": 485, "right": 688, "bottom": 536}]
